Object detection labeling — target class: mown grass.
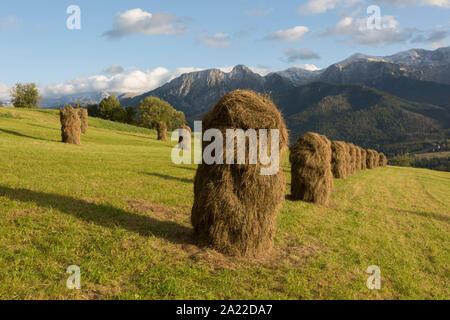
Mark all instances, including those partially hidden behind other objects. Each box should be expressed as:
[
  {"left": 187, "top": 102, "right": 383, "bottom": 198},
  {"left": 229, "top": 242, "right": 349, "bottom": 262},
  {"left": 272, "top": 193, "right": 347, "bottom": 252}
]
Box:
[{"left": 0, "top": 107, "right": 449, "bottom": 300}]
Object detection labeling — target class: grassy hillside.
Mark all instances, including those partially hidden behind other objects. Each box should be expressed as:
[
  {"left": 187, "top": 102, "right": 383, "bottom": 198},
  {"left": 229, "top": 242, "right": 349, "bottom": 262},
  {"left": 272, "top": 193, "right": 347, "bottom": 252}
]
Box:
[{"left": 0, "top": 107, "right": 449, "bottom": 300}]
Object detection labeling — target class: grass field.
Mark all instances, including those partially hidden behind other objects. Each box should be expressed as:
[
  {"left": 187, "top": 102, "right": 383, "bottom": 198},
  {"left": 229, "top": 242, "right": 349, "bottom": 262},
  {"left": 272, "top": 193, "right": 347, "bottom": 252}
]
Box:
[{"left": 0, "top": 107, "right": 449, "bottom": 300}]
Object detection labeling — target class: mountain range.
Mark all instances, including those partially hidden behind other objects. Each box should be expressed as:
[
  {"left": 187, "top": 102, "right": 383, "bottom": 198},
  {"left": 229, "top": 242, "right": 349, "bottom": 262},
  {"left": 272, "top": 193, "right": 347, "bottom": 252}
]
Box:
[{"left": 45, "top": 47, "right": 450, "bottom": 155}]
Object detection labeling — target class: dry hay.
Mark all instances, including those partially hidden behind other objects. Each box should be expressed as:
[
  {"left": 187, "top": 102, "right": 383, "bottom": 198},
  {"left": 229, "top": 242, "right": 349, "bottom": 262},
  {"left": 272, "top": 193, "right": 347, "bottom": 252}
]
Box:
[
  {"left": 379, "top": 152, "right": 387, "bottom": 167},
  {"left": 372, "top": 150, "right": 379, "bottom": 168},
  {"left": 60, "top": 105, "right": 81, "bottom": 145},
  {"left": 77, "top": 108, "right": 88, "bottom": 134},
  {"left": 347, "top": 143, "right": 357, "bottom": 175},
  {"left": 290, "top": 132, "right": 333, "bottom": 206},
  {"left": 156, "top": 121, "right": 167, "bottom": 141},
  {"left": 354, "top": 145, "right": 362, "bottom": 172},
  {"left": 360, "top": 148, "right": 367, "bottom": 170},
  {"left": 366, "top": 149, "right": 378, "bottom": 169},
  {"left": 178, "top": 124, "right": 192, "bottom": 150},
  {"left": 191, "top": 89, "right": 288, "bottom": 257},
  {"left": 331, "top": 141, "right": 348, "bottom": 179}
]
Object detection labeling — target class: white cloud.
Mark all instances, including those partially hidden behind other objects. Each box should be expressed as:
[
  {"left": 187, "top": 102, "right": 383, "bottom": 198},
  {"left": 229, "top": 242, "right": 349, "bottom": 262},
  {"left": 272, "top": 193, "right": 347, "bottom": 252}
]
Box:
[
  {"left": 199, "top": 33, "right": 231, "bottom": 48},
  {"left": 102, "top": 65, "right": 125, "bottom": 74},
  {"left": 323, "top": 15, "right": 415, "bottom": 45},
  {"left": 284, "top": 48, "right": 321, "bottom": 62},
  {"left": 323, "top": 14, "right": 450, "bottom": 45},
  {"left": 298, "top": 0, "right": 341, "bottom": 14},
  {"left": 298, "top": 0, "right": 449, "bottom": 14},
  {"left": 104, "top": 8, "right": 187, "bottom": 39},
  {"left": 264, "top": 26, "right": 309, "bottom": 41},
  {"left": 0, "top": 83, "right": 10, "bottom": 101},
  {"left": 39, "top": 67, "right": 203, "bottom": 98},
  {"left": 375, "top": 0, "right": 450, "bottom": 8},
  {"left": 430, "top": 40, "right": 447, "bottom": 48}
]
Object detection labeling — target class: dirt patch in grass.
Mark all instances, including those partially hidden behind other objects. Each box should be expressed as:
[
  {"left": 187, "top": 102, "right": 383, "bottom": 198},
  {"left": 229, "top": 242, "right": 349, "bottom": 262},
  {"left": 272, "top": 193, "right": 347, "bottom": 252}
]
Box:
[
  {"left": 128, "top": 199, "right": 184, "bottom": 221},
  {"left": 181, "top": 242, "right": 322, "bottom": 271}
]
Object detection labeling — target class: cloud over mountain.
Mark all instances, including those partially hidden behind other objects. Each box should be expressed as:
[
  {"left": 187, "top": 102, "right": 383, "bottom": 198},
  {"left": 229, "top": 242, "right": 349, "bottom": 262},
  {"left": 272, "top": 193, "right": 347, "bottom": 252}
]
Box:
[
  {"left": 39, "top": 67, "right": 202, "bottom": 98},
  {"left": 284, "top": 48, "right": 321, "bottom": 62}
]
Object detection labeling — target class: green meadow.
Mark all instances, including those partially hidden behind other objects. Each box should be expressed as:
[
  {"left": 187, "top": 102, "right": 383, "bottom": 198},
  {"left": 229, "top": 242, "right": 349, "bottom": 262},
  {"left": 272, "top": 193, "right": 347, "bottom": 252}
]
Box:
[{"left": 0, "top": 107, "right": 448, "bottom": 299}]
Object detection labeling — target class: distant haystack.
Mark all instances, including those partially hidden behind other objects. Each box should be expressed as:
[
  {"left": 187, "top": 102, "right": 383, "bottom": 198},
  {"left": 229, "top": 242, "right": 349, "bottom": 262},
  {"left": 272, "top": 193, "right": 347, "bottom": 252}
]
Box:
[
  {"left": 373, "top": 150, "right": 379, "bottom": 168},
  {"left": 178, "top": 124, "right": 192, "bottom": 151},
  {"left": 290, "top": 132, "right": 333, "bottom": 206},
  {"left": 355, "top": 146, "right": 362, "bottom": 172},
  {"left": 191, "top": 90, "right": 288, "bottom": 257},
  {"left": 60, "top": 105, "right": 81, "bottom": 145},
  {"left": 379, "top": 152, "right": 387, "bottom": 167},
  {"left": 360, "top": 148, "right": 367, "bottom": 170},
  {"left": 347, "top": 143, "right": 357, "bottom": 175},
  {"left": 156, "top": 121, "right": 167, "bottom": 141},
  {"left": 77, "top": 108, "right": 88, "bottom": 134},
  {"left": 366, "top": 149, "right": 378, "bottom": 169},
  {"left": 331, "top": 141, "right": 348, "bottom": 179}
]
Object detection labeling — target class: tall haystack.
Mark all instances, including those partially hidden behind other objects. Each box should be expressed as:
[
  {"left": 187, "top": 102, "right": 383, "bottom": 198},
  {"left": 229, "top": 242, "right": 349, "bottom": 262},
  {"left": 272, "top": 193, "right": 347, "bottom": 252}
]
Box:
[
  {"left": 366, "top": 149, "right": 378, "bottom": 169},
  {"left": 60, "top": 105, "right": 81, "bottom": 145},
  {"left": 373, "top": 150, "right": 379, "bottom": 168},
  {"left": 355, "top": 146, "right": 362, "bottom": 172},
  {"left": 178, "top": 124, "right": 192, "bottom": 150},
  {"left": 379, "top": 152, "right": 388, "bottom": 167},
  {"left": 191, "top": 90, "right": 288, "bottom": 257},
  {"left": 331, "top": 141, "right": 348, "bottom": 179},
  {"left": 360, "top": 148, "right": 367, "bottom": 170},
  {"left": 156, "top": 121, "right": 167, "bottom": 141},
  {"left": 77, "top": 108, "right": 88, "bottom": 134},
  {"left": 347, "top": 143, "right": 357, "bottom": 175},
  {"left": 290, "top": 132, "right": 333, "bottom": 206}
]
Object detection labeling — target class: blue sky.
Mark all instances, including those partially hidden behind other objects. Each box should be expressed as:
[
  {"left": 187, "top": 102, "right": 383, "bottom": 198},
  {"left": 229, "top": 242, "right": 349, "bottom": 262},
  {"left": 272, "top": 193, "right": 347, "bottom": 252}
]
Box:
[{"left": 0, "top": 0, "right": 449, "bottom": 99}]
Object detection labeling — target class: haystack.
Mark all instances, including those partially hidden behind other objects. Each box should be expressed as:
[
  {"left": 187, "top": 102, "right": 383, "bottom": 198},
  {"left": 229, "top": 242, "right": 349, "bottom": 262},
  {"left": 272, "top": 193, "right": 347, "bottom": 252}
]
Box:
[
  {"left": 347, "top": 143, "right": 357, "bottom": 175},
  {"left": 191, "top": 90, "right": 288, "bottom": 257},
  {"left": 77, "top": 108, "right": 88, "bottom": 134},
  {"left": 373, "top": 150, "right": 379, "bottom": 168},
  {"left": 360, "top": 148, "right": 367, "bottom": 170},
  {"left": 290, "top": 132, "right": 333, "bottom": 206},
  {"left": 331, "top": 141, "right": 348, "bottom": 179},
  {"left": 366, "top": 149, "right": 378, "bottom": 169},
  {"left": 178, "top": 124, "right": 192, "bottom": 150},
  {"left": 355, "top": 146, "right": 362, "bottom": 172},
  {"left": 379, "top": 152, "right": 388, "bottom": 167},
  {"left": 60, "top": 105, "right": 81, "bottom": 145},
  {"left": 156, "top": 121, "right": 167, "bottom": 141}
]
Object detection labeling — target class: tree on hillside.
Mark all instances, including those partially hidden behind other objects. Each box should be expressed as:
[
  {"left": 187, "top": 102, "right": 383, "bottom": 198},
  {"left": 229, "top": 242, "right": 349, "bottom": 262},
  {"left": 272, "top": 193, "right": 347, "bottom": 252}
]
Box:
[
  {"left": 124, "top": 106, "right": 137, "bottom": 124},
  {"left": 10, "top": 83, "right": 43, "bottom": 108},
  {"left": 138, "top": 96, "right": 185, "bottom": 130},
  {"left": 98, "top": 95, "right": 121, "bottom": 120},
  {"left": 87, "top": 104, "right": 99, "bottom": 117}
]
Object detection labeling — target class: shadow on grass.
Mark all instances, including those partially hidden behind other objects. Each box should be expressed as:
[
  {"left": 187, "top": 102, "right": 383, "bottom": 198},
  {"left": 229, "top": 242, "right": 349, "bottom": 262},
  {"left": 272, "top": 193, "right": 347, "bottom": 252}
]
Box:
[
  {"left": 0, "top": 186, "right": 194, "bottom": 245},
  {"left": 27, "top": 123, "right": 59, "bottom": 131},
  {"left": 0, "top": 128, "right": 55, "bottom": 142},
  {"left": 389, "top": 207, "right": 449, "bottom": 224},
  {"left": 118, "top": 132, "right": 156, "bottom": 140},
  {"left": 171, "top": 165, "right": 197, "bottom": 172},
  {"left": 140, "top": 172, "right": 193, "bottom": 184}
]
